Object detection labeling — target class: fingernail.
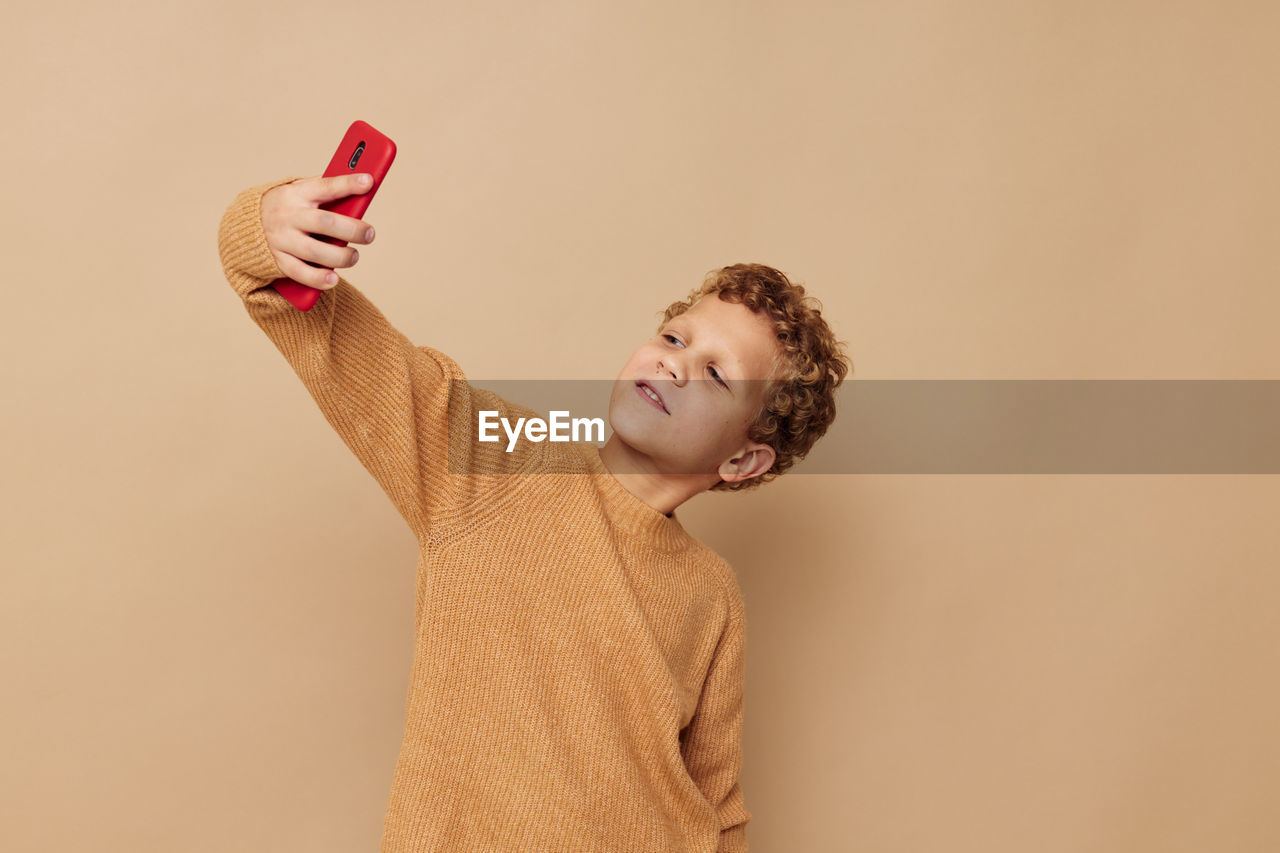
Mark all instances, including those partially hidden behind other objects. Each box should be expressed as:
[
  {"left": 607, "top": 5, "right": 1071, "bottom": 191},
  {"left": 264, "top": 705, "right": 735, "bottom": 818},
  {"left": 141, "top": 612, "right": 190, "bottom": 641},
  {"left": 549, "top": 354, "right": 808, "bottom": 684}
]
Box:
[
  {"left": 326, "top": 273, "right": 337, "bottom": 285},
  {"left": 358, "top": 174, "right": 372, "bottom": 185},
  {"left": 365, "top": 228, "right": 375, "bottom": 241}
]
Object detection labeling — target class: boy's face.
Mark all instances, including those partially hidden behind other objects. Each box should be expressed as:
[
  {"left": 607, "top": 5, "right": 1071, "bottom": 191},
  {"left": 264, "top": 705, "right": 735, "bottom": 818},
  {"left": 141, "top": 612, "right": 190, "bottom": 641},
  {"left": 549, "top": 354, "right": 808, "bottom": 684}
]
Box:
[{"left": 607, "top": 294, "right": 784, "bottom": 481}]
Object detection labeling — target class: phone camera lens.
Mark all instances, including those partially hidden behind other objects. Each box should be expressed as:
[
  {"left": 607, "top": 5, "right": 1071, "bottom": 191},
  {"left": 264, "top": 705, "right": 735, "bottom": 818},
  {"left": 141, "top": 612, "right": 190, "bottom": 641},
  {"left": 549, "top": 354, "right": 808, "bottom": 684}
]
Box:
[{"left": 348, "top": 141, "right": 366, "bottom": 170}]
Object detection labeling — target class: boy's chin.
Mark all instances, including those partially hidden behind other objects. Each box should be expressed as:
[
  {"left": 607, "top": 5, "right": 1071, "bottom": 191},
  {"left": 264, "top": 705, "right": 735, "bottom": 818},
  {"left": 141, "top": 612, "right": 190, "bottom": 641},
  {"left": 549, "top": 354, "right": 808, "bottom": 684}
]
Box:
[
  {"left": 604, "top": 429, "right": 719, "bottom": 478},
  {"left": 605, "top": 399, "right": 659, "bottom": 442}
]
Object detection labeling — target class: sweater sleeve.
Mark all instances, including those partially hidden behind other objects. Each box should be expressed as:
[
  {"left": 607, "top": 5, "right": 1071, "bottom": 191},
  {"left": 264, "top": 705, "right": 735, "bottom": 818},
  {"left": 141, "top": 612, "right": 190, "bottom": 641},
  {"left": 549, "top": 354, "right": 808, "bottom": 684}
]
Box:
[
  {"left": 680, "top": 616, "right": 751, "bottom": 852},
  {"left": 215, "top": 176, "right": 541, "bottom": 540}
]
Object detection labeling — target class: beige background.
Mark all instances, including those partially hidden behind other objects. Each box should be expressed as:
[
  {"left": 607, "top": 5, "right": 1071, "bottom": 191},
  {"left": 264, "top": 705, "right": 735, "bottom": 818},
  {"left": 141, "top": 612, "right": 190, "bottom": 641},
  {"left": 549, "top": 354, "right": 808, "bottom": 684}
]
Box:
[{"left": 3, "top": 1, "right": 1278, "bottom": 850}]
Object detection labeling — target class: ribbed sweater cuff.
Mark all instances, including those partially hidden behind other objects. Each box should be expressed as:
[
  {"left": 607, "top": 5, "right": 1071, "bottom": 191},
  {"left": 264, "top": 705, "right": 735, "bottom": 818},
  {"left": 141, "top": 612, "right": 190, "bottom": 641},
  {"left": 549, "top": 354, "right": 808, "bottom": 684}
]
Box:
[{"left": 216, "top": 175, "right": 308, "bottom": 299}]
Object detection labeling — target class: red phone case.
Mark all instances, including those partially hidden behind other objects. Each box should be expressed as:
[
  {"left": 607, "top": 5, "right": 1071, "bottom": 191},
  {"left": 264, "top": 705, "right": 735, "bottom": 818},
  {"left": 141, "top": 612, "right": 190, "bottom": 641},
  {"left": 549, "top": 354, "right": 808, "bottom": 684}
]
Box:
[{"left": 271, "top": 120, "right": 397, "bottom": 311}]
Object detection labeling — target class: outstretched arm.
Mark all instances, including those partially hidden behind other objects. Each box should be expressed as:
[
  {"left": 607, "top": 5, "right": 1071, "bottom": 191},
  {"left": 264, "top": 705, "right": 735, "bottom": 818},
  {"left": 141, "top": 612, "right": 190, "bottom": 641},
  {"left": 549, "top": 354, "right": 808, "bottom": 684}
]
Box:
[{"left": 215, "top": 174, "right": 536, "bottom": 540}]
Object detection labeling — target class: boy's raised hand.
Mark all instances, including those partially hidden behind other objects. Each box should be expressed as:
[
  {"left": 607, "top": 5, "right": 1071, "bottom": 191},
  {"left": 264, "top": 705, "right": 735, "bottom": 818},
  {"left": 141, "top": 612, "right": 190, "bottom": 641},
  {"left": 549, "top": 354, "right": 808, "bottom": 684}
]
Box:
[{"left": 261, "top": 173, "right": 377, "bottom": 290}]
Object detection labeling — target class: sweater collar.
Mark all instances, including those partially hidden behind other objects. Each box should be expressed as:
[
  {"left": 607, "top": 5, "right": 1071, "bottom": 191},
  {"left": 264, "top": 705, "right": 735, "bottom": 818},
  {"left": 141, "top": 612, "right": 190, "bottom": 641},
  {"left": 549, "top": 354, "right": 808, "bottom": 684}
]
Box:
[{"left": 584, "top": 444, "right": 694, "bottom": 554}]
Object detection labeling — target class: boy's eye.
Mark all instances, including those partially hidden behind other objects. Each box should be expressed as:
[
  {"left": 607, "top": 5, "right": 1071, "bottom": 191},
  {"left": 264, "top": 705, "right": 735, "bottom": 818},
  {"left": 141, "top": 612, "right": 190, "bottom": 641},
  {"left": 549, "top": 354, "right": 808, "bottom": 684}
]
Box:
[{"left": 663, "top": 334, "right": 726, "bottom": 387}]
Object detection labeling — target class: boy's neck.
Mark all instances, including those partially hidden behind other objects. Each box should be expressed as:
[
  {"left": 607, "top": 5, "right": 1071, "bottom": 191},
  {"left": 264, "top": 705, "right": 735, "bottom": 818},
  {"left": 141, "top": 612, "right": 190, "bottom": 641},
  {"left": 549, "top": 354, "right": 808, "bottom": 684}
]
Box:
[{"left": 597, "top": 435, "right": 717, "bottom": 517}]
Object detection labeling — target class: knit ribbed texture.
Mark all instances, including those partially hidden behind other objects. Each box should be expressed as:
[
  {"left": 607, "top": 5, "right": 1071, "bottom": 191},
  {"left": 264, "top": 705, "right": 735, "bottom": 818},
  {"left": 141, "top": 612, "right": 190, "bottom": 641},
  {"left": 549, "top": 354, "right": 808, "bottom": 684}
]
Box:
[{"left": 216, "top": 178, "right": 751, "bottom": 851}]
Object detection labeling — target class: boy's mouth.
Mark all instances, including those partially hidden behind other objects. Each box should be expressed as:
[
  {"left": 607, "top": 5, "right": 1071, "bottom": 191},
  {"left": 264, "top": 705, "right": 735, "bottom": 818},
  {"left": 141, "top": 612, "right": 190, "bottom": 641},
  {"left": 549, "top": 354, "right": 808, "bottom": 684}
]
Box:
[{"left": 635, "top": 380, "right": 669, "bottom": 414}]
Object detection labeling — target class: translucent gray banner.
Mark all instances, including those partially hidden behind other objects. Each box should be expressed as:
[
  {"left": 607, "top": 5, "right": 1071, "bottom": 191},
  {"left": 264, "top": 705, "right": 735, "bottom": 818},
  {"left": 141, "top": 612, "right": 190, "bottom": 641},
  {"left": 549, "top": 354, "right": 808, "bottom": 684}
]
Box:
[{"left": 453, "top": 380, "right": 1280, "bottom": 474}]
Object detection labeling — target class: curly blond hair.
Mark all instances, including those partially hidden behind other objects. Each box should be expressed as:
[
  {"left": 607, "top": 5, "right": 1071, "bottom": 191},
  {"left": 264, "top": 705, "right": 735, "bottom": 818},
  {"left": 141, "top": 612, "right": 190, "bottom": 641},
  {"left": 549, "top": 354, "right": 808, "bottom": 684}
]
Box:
[{"left": 659, "top": 263, "right": 852, "bottom": 492}]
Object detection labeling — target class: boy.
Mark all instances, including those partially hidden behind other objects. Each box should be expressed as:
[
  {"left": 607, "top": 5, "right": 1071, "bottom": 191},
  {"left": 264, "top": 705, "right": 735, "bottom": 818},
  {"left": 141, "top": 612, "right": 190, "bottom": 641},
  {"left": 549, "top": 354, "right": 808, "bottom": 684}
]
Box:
[{"left": 216, "top": 171, "right": 850, "bottom": 852}]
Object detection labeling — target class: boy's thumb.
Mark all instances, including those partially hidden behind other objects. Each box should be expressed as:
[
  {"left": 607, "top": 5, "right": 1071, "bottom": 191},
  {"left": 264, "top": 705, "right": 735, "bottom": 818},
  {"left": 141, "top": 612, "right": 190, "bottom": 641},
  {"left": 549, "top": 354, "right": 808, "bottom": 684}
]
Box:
[{"left": 312, "top": 172, "right": 373, "bottom": 203}]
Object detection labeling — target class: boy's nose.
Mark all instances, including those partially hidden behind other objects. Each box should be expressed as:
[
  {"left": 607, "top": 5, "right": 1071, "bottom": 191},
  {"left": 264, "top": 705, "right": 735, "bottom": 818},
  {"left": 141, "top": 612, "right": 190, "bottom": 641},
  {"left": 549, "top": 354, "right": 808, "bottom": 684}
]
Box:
[{"left": 657, "top": 359, "right": 686, "bottom": 386}]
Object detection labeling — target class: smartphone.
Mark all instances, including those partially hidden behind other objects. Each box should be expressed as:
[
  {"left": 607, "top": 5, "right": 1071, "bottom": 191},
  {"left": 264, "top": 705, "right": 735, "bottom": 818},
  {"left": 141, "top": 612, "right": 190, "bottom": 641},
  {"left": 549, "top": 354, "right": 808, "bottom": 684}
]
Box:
[{"left": 271, "top": 120, "right": 397, "bottom": 311}]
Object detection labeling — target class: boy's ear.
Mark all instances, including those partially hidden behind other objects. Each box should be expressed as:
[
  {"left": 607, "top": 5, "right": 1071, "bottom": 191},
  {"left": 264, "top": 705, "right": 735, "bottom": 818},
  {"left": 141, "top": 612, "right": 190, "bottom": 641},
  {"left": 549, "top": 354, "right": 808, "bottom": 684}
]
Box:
[{"left": 717, "top": 442, "right": 776, "bottom": 484}]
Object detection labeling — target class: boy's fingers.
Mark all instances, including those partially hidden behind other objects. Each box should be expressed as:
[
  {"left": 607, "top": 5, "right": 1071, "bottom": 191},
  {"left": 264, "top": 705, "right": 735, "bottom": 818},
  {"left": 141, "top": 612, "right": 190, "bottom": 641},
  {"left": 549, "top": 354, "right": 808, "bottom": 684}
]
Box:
[
  {"left": 301, "top": 206, "right": 374, "bottom": 244},
  {"left": 275, "top": 251, "right": 338, "bottom": 290},
  {"left": 276, "top": 222, "right": 361, "bottom": 272}
]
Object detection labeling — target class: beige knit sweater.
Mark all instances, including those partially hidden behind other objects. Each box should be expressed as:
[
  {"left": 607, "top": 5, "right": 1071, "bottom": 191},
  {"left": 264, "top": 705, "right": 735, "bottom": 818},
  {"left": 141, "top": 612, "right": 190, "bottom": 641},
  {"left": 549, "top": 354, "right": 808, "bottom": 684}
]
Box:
[{"left": 216, "top": 177, "right": 751, "bottom": 852}]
